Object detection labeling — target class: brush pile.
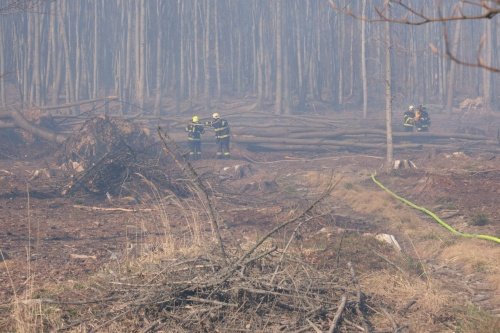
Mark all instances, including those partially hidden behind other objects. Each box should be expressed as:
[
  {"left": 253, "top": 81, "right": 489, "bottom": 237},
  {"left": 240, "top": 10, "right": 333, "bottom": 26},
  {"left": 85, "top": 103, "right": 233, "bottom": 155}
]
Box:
[
  {"left": 57, "top": 244, "right": 379, "bottom": 333},
  {"left": 58, "top": 116, "right": 184, "bottom": 197}
]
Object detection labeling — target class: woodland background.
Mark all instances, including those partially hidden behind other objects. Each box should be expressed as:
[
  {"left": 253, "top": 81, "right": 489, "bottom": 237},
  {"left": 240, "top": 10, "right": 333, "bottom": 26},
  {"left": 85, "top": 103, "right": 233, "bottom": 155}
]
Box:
[{"left": 0, "top": 0, "right": 498, "bottom": 117}]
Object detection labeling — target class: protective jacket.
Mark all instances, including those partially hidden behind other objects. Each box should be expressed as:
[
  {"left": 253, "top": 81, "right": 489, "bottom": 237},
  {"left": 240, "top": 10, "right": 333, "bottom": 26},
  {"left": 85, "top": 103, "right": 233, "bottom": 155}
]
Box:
[
  {"left": 403, "top": 110, "right": 415, "bottom": 130},
  {"left": 211, "top": 118, "right": 230, "bottom": 141},
  {"left": 185, "top": 122, "right": 205, "bottom": 140},
  {"left": 415, "top": 109, "right": 431, "bottom": 132}
]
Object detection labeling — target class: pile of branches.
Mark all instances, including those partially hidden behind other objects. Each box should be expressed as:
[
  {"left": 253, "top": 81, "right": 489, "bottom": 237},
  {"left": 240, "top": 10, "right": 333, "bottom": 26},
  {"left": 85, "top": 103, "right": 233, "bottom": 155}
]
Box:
[
  {"left": 58, "top": 116, "right": 186, "bottom": 197},
  {"left": 56, "top": 249, "right": 376, "bottom": 333}
]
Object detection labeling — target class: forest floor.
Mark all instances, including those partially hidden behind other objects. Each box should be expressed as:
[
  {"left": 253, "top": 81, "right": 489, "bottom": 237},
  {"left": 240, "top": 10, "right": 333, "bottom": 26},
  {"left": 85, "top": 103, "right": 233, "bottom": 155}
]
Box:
[{"left": 0, "top": 104, "right": 499, "bottom": 332}]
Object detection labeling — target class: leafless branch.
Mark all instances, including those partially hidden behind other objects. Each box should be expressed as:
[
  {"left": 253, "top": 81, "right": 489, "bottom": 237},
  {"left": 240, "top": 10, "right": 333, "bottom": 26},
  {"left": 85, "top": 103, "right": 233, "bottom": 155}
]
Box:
[
  {"left": 442, "top": 27, "right": 500, "bottom": 73},
  {"left": 326, "top": 0, "right": 500, "bottom": 73},
  {"left": 0, "top": 0, "right": 50, "bottom": 15},
  {"left": 327, "top": 0, "right": 499, "bottom": 23}
]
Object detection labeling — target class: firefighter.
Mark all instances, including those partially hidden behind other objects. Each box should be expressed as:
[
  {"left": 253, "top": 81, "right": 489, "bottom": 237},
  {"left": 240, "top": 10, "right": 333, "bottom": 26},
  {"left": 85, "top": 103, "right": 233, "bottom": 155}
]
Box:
[
  {"left": 185, "top": 115, "right": 204, "bottom": 160},
  {"left": 207, "top": 112, "right": 230, "bottom": 159},
  {"left": 415, "top": 105, "right": 431, "bottom": 132},
  {"left": 403, "top": 105, "right": 416, "bottom": 132}
]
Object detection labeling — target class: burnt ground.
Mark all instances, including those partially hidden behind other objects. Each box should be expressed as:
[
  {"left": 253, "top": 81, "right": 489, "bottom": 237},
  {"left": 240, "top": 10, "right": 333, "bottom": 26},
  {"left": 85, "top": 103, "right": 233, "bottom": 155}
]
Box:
[{"left": 0, "top": 110, "right": 500, "bottom": 332}]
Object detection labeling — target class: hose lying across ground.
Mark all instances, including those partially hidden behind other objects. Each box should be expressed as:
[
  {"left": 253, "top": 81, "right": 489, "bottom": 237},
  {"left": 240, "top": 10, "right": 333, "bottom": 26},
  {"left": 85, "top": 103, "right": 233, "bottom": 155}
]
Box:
[{"left": 371, "top": 174, "right": 500, "bottom": 244}]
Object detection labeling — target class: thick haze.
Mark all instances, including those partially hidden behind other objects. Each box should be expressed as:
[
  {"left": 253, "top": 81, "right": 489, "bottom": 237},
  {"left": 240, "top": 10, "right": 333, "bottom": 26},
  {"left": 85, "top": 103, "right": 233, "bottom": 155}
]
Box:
[{"left": 0, "top": 0, "right": 498, "bottom": 115}]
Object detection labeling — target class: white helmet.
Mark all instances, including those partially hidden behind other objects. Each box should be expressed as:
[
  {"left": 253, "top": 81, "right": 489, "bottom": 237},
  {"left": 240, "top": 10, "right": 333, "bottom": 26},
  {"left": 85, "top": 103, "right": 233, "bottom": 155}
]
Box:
[
  {"left": 408, "top": 105, "right": 415, "bottom": 111},
  {"left": 212, "top": 112, "right": 220, "bottom": 120}
]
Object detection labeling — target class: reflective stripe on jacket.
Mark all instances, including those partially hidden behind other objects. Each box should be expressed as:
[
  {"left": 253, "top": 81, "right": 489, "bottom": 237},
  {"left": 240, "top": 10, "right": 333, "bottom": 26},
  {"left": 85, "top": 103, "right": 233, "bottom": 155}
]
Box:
[
  {"left": 211, "top": 119, "right": 230, "bottom": 139},
  {"left": 185, "top": 122, "right": 205, "bottom": 140}
]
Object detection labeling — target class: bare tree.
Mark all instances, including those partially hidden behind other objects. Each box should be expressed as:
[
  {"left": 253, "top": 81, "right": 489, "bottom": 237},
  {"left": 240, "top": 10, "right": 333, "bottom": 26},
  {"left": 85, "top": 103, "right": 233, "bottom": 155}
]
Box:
[
  {"left": 328, "top": 0, "right": 500, "bottom": 73},
  {"left": 384, "top": 0, "right": 393, "bottom": 167}
]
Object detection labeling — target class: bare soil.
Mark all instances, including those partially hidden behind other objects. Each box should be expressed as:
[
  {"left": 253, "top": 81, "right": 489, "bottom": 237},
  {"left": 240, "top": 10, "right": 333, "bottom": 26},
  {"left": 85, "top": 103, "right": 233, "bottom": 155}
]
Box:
[{"left": 0, "top": 110, "right": 499, "bottom": 332}]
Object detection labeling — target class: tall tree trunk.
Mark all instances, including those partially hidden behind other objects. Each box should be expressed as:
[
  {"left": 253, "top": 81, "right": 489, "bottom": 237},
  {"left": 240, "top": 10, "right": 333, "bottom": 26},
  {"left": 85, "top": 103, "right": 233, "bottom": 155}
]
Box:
[
  {"left": 194, "top": 0, "right": 199, "bottom": 98},
  {"left": 446, "top": 13, "right": 462, "bottom": 114},
  {"left": 0, "top": 21, "right": 5, "bottom": 107},
  {"left": 32, "top": 8, "right": 41, "bottom": 105},
  {"left": 338, "top": 5, "right": 344, "bottom": 108},
  {"left": 154, "top": 1, "right": 163, "bottom": 116},
  {"left": 482, "top": 13, "right": 492, "bottom": 110},
  {"left": 137, "top": 0, "right": 146, "bottom": 109},
  {"left": 361, "top": 0, "right": 368, "bottom": 118},
  {"left": 45, "top": 0, "right": 56, "bottom": 96},
  {"left": 59, "top": 1, "right": 75, "bottom": 108},
  {"left": 384, "top": 1, "right": 393, "bottom": 167},
  {"left": 204, "top": 0, "right": 211, "bottom": 111},
  {"left": 274, "top": 0, "right": 282, "bottom": 115},
  {"left": 214, "top": 0, "right": 221, "bottom": 99},
  {"left": 92, "top": 0, "right": 99, "bottom": 99},
  {"left": 177, "top": 0, "right": 184, "bottom": 112},
  {"left": 256, "top": 12, "right": 264, "bottom": 109}
]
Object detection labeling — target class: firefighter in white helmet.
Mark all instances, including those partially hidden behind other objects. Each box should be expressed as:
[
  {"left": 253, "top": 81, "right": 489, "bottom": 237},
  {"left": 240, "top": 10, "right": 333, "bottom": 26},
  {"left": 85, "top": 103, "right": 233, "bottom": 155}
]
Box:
[
  {"left": 403, "top": 105, "right": 416, "bottom": 132},
  {"left": 206, "top": 112, "right": 231, "bottom": 159}
]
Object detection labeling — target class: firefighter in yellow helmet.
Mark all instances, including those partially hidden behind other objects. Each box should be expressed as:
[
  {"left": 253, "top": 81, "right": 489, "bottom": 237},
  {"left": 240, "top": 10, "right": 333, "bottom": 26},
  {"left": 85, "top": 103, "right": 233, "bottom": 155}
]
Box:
[
  {"left": 185, "top": 115, "right": 205, "bottom": 160},
  {"left": 206, "top": 112, "right": 230, "bottom": 159}
]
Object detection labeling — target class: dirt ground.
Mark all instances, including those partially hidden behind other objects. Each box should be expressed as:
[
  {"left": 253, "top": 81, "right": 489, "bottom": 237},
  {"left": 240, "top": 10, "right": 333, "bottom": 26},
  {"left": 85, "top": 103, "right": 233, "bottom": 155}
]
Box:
[{"left": 1, "top": 110, "right": 499, "bottom": 332}]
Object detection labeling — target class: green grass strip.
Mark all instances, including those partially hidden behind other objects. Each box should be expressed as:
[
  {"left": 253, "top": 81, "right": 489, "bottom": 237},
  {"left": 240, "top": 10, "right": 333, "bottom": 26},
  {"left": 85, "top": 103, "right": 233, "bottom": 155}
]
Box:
[{"left": 371, "top": 174, "right": 500, "bottom": 244}]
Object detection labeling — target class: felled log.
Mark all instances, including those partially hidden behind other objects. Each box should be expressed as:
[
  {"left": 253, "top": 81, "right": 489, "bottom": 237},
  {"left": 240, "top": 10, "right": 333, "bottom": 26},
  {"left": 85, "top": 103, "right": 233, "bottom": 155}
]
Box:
[
  {"left": 38, "top": 96, "right": 118, "bottom": 111},
  {"left": 234, "top": 135, "right": 422, "bottom": 150},
  {"left": 6, "top": 107, "right": 66, "bottom": 143}
]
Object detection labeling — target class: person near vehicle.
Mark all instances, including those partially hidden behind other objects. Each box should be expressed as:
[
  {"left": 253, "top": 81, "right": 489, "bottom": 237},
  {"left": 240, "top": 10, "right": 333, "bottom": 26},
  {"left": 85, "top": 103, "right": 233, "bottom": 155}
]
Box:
[
  {"left": 403, "top": 105, "right": 416, "bottom": 132},
  {"left": 185, "top": 115, "right": 204, "bottom": 160},
  {"left": 206, "top": 112, "right": 230, "bottom": 159},
  {"left": 414, "top": 105, "right": 431, "bottom": 132}
]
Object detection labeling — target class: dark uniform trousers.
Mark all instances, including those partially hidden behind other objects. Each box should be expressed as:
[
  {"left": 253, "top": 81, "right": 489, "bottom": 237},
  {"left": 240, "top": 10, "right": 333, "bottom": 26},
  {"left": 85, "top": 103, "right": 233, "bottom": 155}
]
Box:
[
  {"left": 212, "top": 118, "right": 230, "bottom": 159},
  {"left": 185, "top": 123, "right": 204, "bottom": 160}
]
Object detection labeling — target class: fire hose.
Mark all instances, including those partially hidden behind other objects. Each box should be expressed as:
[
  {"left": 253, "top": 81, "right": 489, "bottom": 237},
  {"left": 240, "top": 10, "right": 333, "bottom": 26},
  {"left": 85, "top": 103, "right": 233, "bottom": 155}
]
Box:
[{"left": 371, "top": 174, "right": 500, "bottom": 244}]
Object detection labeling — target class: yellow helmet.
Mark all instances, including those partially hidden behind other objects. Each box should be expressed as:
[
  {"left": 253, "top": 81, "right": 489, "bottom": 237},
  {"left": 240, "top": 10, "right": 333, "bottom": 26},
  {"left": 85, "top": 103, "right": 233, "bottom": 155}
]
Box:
[
  {"left": 212, "top": 112, "right": 220, "bottom": 120},
  {"left": 192, "top": 115, "right": 199, "bottom": 122}
]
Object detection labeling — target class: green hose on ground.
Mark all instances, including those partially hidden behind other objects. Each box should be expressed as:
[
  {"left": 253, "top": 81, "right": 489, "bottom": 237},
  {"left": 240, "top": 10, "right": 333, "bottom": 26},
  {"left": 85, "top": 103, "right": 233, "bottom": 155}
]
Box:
[{"left": 371, "top": 174, "right": 500, "bottom": 244}]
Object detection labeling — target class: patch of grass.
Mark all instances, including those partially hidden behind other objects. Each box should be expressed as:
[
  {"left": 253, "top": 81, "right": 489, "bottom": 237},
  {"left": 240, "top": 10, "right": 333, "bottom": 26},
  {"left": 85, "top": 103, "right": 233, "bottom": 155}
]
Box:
[
  {"left": 470, "top": 214, "right": 489, "bottom": 226},
  {"left": 343, "top": 182, "right": 354, "bottom": 190},
  {"left": 471, "top": 261, "right": 489, "bottom": 273},
  {"left": 455, "top": 305, "right": 500, "bottom": 333},
  {"left": 402, "top": 255, "right": 425, "bottom": 278},
  {"left": 419, "top": 233, "right": 440, "bottom": 241}
]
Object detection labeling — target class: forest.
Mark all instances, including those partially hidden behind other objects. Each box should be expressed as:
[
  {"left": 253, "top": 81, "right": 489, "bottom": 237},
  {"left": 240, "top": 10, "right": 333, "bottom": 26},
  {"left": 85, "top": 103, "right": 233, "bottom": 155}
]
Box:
[
  {"left": 0, "top": 1, "right": 499, "bottom": 332},
  {"left": 0, "top": 0, "right": 498, "bottom": 116}
]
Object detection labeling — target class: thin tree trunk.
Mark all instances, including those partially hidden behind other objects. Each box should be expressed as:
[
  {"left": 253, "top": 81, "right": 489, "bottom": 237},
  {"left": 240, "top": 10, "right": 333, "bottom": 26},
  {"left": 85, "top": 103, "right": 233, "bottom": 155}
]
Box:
[
  {"left": 59, "top": 1, "right": 75, "bottom": 108},
  {"left": 138, "top": 0, "right": 146, "bottom": 109},
  {"left": 482, "top": 13, "right": 492, "bottom": 109},
  {"left": 361, "top": 0, "right": 368, "bottom": 118},
  {"left": 446, "top": 14, "right": 462, "bottom": 114},
  {"left": 384, "top": 1, "right": 393, "bottom": 168},
  {"left": 154, "top": 1, "right": 163, "bottom": 116},
  {"left": 274, "top": 0, "right": 282, "bottom": 115},
  {"left": 92, "top": 0, "right": 99, "bottom": 99},
  {"left": 33, "top": 8, "right": 41, "bottom": 105},
  {"left": 181, "top": 0, "right": 186, "bottom": 101},
  {"left": 257, "top": 12, "right": 264, "bottom": 109},
  {"left": 204, "top": 0, "right": 211, "bottom": 111},
  {"left": 214, "top": 0, "right": 221, "bottom": 99},
  {"left": 194, "top": 0, "right": 199, "bottom": 98},
  {"left": 0, "top": 23, "right": 5, "bottom": 107}
]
